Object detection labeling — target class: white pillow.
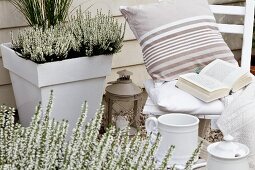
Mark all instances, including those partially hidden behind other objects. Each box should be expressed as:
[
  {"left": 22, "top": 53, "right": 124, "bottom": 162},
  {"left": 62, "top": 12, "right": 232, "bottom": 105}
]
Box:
[
  {"left": 120, "top": 0, "right": 237, "bottom": 82},
  {"left": 144, "top": 79, "right": 224, "bottom": 114}
]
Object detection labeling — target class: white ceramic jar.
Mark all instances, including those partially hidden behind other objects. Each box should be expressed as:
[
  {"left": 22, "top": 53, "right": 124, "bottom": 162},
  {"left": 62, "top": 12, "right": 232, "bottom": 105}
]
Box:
[
  {"left": 145, "top": 113, "right": 199, "bottom": 165},
  {"left": 207, "top": 135, "right": 250, "bottom": 170}
]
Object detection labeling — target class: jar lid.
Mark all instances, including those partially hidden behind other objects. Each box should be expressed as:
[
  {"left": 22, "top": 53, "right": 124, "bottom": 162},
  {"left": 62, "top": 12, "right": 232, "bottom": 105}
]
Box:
[{"left": 207, "top": 135, "right": 249, "bottom": 159}]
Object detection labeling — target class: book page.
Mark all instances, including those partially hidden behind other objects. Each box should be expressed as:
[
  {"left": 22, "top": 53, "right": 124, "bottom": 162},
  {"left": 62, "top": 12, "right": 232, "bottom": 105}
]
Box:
[
  {"left": 179, "top": 73, "right": 228, "bottom": 92},
  {"left": 231, "top": 73, "right": 253, "bottom": 92},
  {"left": 200, "top": 59, "right": 246, "bottom": 87}
]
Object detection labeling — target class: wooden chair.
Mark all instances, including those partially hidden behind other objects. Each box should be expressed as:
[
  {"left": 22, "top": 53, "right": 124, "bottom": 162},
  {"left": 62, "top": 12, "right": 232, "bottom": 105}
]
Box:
[
  {"left": 143, "top": 0, "right": 255, "bottom": 160},
  {"left": 143, "top": 0, "right": 255, "bottom": 138}
]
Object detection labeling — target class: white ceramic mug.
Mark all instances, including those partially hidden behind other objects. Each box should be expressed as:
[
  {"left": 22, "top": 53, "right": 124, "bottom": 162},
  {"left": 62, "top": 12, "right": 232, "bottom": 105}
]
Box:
[{"left": 145, "top": 113, "right": 199, "bottom": 165}]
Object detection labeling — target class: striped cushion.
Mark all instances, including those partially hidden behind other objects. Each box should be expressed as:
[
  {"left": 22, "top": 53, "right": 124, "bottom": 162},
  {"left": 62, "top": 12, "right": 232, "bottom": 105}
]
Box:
[{"left": 120, "top": 1, "right": 237, "bottom": 81}]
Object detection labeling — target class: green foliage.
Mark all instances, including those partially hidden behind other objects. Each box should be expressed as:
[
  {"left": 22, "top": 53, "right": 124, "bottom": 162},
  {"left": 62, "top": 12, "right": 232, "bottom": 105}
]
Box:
[
  {"left": 159, "top": 145, "right": 175, "bottom": 170},
  {"left": 184, "top": 141, "right": 204, "bottom": 170},
  {"left": 11, "top": 11, "right": 125, "bottom": 63},
  {"left": 10, "top": 0, "right": 73, "bottom": 28},
  {"left": 0, "top": 93, "right": 202, "bottom": 169}
]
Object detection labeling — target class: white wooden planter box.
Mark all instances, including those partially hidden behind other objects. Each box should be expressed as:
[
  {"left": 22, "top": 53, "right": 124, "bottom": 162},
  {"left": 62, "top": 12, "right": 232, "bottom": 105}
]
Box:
[{"left": 1, "top": 43, "right": 112, "bottom": 136}]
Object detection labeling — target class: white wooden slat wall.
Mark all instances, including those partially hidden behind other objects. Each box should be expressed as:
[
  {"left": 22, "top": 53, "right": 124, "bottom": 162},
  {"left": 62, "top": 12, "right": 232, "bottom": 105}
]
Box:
[
  {"left": 0, "top": 0, "right": 248, "bottom": 107},
  {"left": 217, "top": 24, "right": 244, "bottom": 34},
  {"left": 0, "top": 1, "right": 27, "bottom": 29},
  {"left": 210, "top": 5, "right": 245, "bottom": 15},
  {"left": 0, "top": 85, "right": 15, "bottom": 106},
  {"left": 241, "top": 0, "right": 255, "bottom": 70}
]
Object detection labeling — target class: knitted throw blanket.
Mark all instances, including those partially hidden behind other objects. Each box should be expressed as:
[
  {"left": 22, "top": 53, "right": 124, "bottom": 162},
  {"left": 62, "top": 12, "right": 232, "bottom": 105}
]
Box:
[{"left": 217, "top": 81, "right": 255, "bottom": 169}]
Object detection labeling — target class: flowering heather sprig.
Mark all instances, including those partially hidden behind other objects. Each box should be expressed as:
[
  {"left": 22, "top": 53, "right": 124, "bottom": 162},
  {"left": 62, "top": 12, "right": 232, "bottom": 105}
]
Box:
[
  {"left": 69, "top": 9, "right": 125, "bottom": 56},
  {"left": 11, "top": 10, "right": 125, "bottom": 64},
  {"left": 159, "top": 145, "right": 176, "bottom": 170},
  {"left": 0, "top": 105, "right": 16, "bottom": 166},
  {"left": 0, "top": 93, "right": 201, "bottom": 169},
  {"left": 184, "top": 140, "right": 204, "bottom": 170},
  {"left": 12, "top": 24, "right": 78, "bottom": 63}
]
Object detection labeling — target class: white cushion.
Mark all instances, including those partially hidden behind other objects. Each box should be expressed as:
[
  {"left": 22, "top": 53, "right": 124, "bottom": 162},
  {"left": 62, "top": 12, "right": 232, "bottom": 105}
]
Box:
[
  {"left": 143, "top": 97, "right": 169, "bottom": 115},
  {"left": 144, "top": 79, "right": 224, "bottom": 115}
]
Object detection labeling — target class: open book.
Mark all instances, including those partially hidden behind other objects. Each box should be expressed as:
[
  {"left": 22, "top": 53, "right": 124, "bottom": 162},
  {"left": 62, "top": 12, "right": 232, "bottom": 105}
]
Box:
[{"left": 176, "top": 59, "right": 253, "bottom": 102}]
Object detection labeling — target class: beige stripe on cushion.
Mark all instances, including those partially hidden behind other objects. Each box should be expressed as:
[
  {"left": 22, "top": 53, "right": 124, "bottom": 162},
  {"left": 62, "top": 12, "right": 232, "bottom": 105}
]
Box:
[
  {"left": 150, "top": 50, "right": 234, "bottom": 75},
  {"left": 136, "top": 15, "right": 236, "bottom": 81},
  {"left": 145, "top": 45, "right": 230, "bottom": 67},
  {"left": 143, "top": 28, "right": 222, "bottom": 55},
  {"left": 144, "top": 35, "right": 223, "bottom": 64},
  {"left": 158, "top": 57, "right": 237, "bottom": 80},
  {"left": 146, "top": 39, "right": 226, "bottom": 67},
  {"left": 140, "top": 19, "right": 216, "bottom": 45},
  {"left": 139, "top": 15, "right": 216, "bottom": 42},
  {"left": 147, "top": 43, "right": 233, "bottom": 72},
  {"left": 150, "top": 56, "right": 235, "bottom": 80},
  {"left": 142, "top": 25, "right": 219, "bottom": 53},
  {"left": 143, "top": 30, "right": 221, "bottom": 58},
  {"left": 141, "top": 22, "right": 218, "bottom": 49},
  {"left": 151, "top": 57, "right": 235, "bottom": 80}
]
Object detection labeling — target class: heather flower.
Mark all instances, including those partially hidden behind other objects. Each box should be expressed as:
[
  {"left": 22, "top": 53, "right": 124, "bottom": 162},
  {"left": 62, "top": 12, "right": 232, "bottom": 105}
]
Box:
[
  {"left": 11, "top": 10, "right": 125, "bottom": 64},
  {"left": 0, "top": 93, "right": 202, "bottom": 169}
]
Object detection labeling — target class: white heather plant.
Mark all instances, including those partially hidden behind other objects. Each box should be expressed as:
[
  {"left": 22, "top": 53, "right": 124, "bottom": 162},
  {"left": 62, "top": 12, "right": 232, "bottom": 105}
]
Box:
[
  {"left": 69, "top": 10, "right": 125, "bottom": 57},
  {"left": 0, "top": 93, "right": 202, "bottom": 170},
  {"left": 11, "top": 11, "right": 125, "bottom": 64},
  {"left": 12, "top": 24, "right": 78, "bottom": 63}
]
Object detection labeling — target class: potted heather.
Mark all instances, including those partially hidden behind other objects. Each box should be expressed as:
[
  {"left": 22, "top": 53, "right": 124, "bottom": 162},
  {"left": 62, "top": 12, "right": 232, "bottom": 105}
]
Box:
[{"left": 0, "top": 1, "right": 125, "bottom": 137}]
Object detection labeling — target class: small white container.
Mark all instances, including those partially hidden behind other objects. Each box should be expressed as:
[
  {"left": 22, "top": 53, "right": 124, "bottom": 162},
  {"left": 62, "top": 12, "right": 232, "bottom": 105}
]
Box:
[
  {"left": 145, "top": 113, "right": 199, "bottom": 165},
  {"left": 207, "top": 135, "right": 250, "bottom": 170}
]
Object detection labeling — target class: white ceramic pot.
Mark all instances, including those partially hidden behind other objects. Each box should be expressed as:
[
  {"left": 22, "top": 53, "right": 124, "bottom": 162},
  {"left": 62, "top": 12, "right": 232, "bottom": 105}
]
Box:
[
  {"left": 145, "top": 113, "right": 199, "bottom": 165},
  {"left": 0, "top": 43, "right": 113, "bottom": 137},
  {"left": 207, "top": 135, "right": 250, "bottom": 170}
]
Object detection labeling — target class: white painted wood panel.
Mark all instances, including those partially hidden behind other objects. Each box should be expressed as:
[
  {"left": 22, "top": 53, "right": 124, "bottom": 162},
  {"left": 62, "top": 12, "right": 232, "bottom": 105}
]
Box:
[
  {"left": 240, "top": 0, "right": 255, "bottom": 71},
  {"left": 0, "top": 59, "right": 11, "bottom": 85},
  {"left": 210, "top": 5, "right": 245, "bottom": 15},
  {"left": 0, "top": 1, "right": 27, "bottom": 29},
  {"left": 0, "top": 27, "right": 27, "bottom": 56},
  {"left": 0, "top": 27, "right": 27, "bottom": 43},
  {"left": 71, "top": 0, "right": 158, "bottom": 17},
  {"left": 116, "top": 17, "right": 136, "bottom": 41},
  {"left": 217, "top": 24, "right": 244, "bottom": 34},
  {"left": 0, "top": 0, "right": 158, "bottom": 29},
  {"left": 112, "top": 41, "right": 143, "bottom": 68},
  {"left": 0, "top": 0, "right": 245, "bottom": 29},
  {"left": 0, "top": 84, "right": 16, "bottom": 107}
]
